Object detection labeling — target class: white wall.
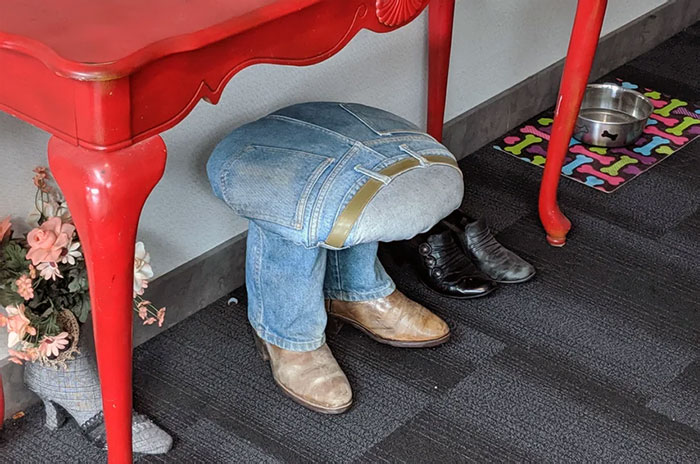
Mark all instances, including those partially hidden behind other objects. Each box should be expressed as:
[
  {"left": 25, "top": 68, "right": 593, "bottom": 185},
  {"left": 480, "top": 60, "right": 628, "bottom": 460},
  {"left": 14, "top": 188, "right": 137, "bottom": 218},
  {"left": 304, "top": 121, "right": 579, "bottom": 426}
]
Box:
[{"left": 0, "top": 0, "right": 665, "bottom": 358}]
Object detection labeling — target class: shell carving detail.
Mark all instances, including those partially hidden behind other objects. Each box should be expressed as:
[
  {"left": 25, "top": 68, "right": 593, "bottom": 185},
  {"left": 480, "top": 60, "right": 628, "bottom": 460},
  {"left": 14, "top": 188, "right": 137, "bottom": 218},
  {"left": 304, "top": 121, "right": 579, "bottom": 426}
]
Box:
[{"left": 376, "top": 0, "right": 424, "bottom": 26}]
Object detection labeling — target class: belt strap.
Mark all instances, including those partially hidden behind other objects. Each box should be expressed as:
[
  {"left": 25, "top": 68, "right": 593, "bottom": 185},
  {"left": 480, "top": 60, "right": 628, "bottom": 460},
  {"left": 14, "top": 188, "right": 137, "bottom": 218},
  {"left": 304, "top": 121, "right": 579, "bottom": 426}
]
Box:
[{"left": 325, "top": 154, "right": 458, "bottom": 248}]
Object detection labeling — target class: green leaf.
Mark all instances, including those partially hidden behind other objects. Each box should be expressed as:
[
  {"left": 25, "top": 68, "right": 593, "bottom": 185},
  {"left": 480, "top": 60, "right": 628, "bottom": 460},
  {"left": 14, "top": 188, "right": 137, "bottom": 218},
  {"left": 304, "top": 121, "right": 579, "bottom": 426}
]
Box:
[
  {"left": 4, "top": 242, "right": 28, "bottom": 270},
  {"left": 67, "top": 273, "right": 82, "bottom": 293},
  {"left": 0, "top": 287, "right": 22, "bottom": 308},
  {"left": 39, "top": 306, "right": 54, "bottom": 318},
  {"left": 72, "top": 295, "right": 90, "bottom": 323}
]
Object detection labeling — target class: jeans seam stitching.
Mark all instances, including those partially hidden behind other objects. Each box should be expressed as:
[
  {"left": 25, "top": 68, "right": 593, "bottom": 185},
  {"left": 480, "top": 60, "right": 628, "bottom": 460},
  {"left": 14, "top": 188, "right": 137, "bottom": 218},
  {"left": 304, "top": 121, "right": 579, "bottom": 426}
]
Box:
[
  {"left": 339, "top": 104, "right": 425, "bottom": 137},
  {"left": 267, "top": 114, "right": 356, "bottom": 144},
  {"left": 295, "top": 157, "right": 333, "bottom": 229},
  {"left": 256, "top": 226, "right": 265, "bottom": 329},
  {"left": 218, "top": 153, "right": 242, "bottom": 203},
  {"left": 334, "top": 252, "right": 342, "bottom": 292},
  {"left": 339, "top": 103, "right": 384, "bottom": 136},
  {"left": 309, "top": 144, "right": 359, "bottom": 245}
]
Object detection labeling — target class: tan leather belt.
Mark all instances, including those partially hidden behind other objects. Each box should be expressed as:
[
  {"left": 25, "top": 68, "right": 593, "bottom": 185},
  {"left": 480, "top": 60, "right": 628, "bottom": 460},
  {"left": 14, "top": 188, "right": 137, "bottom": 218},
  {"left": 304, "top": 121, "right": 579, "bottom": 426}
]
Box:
[{"left": 325, "top": 154, "right": 458, "bottom": 248}]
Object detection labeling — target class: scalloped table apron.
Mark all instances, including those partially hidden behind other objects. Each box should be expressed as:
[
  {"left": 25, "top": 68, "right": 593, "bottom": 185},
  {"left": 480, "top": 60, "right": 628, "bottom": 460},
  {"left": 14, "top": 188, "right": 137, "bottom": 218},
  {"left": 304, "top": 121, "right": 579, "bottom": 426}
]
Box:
[{"left": 0, "top": 0, "right": 608, "bottom": 460}]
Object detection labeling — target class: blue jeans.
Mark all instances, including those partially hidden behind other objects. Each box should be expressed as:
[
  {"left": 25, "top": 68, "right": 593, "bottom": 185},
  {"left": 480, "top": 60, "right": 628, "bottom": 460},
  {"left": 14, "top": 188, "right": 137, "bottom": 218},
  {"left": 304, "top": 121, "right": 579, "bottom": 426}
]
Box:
[
  {"left": 246, "top": 222, "right": 395, "bottom": 351},
  {"left": 208, "top": 103, "right": 464, "bottom": 351}
]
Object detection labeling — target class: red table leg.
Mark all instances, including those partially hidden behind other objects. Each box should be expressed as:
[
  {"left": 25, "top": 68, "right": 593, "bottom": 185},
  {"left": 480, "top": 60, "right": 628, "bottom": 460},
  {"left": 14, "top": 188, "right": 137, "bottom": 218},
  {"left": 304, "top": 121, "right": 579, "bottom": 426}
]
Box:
[
  {"left": 539, "top": 0, "right": 608, "bottom": 246},
  {"left": 427, "top": 0, "right": 455, "bottom": 142},
  {"left": 48, "top": 136, "right": 167, "bottom": 463},
  {"left": 1, "top": 372, "right": 4, "bottom": 428}
]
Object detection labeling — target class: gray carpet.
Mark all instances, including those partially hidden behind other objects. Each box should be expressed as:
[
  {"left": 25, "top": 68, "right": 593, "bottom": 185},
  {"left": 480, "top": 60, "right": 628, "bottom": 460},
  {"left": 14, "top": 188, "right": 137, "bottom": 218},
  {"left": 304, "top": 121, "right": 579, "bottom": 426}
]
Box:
[{"left": 2, "top": 23, "right": 699, "bottom": 464}]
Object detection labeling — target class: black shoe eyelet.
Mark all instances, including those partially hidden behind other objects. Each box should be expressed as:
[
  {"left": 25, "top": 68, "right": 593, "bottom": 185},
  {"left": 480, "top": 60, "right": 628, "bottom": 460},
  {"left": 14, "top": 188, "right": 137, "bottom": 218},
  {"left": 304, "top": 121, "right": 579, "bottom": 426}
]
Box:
[{"left": 418, "top": 243, "right": 432, "bottom": 256}]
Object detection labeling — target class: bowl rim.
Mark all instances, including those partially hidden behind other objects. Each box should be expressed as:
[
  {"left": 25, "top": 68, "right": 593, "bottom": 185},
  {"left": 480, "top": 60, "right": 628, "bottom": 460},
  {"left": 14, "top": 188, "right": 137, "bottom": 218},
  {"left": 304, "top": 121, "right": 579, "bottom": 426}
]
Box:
[{"left": 577, "top": 83, "right": 654, "bottom": 126}]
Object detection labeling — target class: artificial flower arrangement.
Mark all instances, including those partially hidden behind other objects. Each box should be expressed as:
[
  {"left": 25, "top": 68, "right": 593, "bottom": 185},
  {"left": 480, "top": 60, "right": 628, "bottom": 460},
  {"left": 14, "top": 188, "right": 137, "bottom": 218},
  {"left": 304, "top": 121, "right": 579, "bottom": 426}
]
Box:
[{"left": 0, "top": 167, "right": 165, "bottom": 366}]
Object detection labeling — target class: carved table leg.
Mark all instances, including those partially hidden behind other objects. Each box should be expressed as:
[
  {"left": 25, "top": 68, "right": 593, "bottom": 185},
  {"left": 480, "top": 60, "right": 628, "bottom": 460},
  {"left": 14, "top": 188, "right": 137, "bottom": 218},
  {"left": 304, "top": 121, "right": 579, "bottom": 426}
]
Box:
[
  {"left": 427, "top": 0, "right": 456, "bottom": 142},
  {"left": 0, "top": 372, "right": 4, "bottom": 428},
  {"left": 539, "top": 0, "right": 607, "bottom": 246},
  {"left": 48, "top": 136, "right": 167, "bottom": 463}
]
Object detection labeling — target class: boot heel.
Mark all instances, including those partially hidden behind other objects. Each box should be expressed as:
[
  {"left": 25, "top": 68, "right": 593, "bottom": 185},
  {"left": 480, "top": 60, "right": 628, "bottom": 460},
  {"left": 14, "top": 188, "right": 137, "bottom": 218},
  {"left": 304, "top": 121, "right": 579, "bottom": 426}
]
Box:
[
  {"left": 326, "top": 316, "right": 345, "bottom": 336},
  {"left": 41, "top": 398, "right": 67, "bottom": 431},
  {"left": 252, "top": 333, "right": 270, "bottom": 361}
]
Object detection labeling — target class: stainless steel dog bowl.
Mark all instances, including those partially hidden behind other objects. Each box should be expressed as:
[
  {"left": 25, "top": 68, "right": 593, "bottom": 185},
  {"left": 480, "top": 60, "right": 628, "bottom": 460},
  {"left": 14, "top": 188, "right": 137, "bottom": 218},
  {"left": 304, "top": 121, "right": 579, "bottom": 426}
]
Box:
[{"left": 573, "top": 83, "right": 654, "bottom": 147}]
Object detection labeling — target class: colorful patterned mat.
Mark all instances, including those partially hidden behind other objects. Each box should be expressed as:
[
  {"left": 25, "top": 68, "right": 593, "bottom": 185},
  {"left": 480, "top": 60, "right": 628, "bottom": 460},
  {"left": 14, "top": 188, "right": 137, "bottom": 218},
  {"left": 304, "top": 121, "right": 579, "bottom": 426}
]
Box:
[{"left": 493, "top": 79, "right": 700, "bottom": 193}]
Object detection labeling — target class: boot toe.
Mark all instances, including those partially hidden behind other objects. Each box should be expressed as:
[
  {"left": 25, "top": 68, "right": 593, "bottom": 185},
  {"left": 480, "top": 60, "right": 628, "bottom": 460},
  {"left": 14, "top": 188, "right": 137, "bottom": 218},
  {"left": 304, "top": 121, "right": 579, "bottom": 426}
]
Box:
[
  {"left": 451, "top": 276, "right": 497, "bottom": 298},
  {"left": 314, "top": 375, "right": 353, "bottom": 410},
  {"left": 422, "top": 314, "right": 450, "bottom": 341},
  {"left": 497, "top": 260, "right": 536, "bottom": 283},
  {"left": 265, "top": 341, "right": 353, "bottom": 414},
  {"left": 408, "top": 301, "right": 450, "bottom": 344}
]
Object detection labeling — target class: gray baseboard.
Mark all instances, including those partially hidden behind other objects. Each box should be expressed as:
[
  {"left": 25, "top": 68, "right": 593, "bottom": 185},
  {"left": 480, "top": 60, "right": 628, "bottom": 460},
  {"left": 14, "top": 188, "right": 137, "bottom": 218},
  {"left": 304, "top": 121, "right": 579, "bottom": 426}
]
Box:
[
  {"left": 3, "top": 0, "right": 697, "bottom": 421},
  {"left": 442, "top": 0, "right": 700, "bottom": 159}
]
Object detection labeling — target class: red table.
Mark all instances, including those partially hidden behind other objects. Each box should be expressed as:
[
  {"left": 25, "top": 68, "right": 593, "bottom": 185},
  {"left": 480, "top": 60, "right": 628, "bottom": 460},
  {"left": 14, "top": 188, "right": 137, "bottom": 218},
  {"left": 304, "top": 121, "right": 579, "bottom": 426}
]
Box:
[{"left": 0, "top": 0, "right": 606, "bottom": 460}]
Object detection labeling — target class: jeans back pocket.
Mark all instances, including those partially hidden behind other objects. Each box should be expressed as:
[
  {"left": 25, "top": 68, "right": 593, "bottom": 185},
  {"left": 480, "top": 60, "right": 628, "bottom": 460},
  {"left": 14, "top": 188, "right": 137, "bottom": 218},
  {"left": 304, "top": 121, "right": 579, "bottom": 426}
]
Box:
[{"left": 220, "top": 145, "right": 333, "bottom": 230}]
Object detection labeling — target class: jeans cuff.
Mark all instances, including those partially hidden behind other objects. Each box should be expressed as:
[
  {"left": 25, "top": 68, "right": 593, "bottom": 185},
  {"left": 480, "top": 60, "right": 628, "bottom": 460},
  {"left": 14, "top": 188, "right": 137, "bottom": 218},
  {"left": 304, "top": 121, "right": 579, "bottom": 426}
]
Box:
[
  {"left": 251, "top": 324, "right": 326, "bottom": 352},
  {"left": 323, "top": 279, "right": 396, "bottom": 302}
]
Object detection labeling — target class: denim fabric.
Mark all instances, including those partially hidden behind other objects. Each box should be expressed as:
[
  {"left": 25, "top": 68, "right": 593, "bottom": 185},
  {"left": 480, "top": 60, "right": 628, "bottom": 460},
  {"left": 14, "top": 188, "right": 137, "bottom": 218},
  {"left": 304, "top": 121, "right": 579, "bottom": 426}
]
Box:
[
  {"left": 208, "top": 102, "right": 463, "bottom": 350},
  {"left": 247, "top": 221, "right": 395, "bottom": 351},
  {"left": 207, "top": 102, "right": 464, "bottom": 249}
]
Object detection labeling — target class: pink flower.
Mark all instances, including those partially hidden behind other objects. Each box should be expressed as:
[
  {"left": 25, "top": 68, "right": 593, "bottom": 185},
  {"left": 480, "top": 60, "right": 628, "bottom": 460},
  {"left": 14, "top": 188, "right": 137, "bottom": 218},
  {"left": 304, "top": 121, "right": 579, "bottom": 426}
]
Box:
[
  {"left": 26, "top": 217, "right": 75, "bottom": 265},
  {"left": 143, "top": 317, "right": 157, "bottom": 325},
  {"left": 28, "top": 264, "right": 37, "bottom": 279},
  {"left": 5, "top": 304, "right": 37, "bottom": 347},
  {"left": 156, "top": 307, "right": 166, "bottom": 328},
  {"left": 32, "top": 166, "right": 51, "bottom": 193},
  {"left": 15, "top": 275, "right": 34, "bottom": 300},
  {"left": 38, "top": 332, "right": 70, "bottom": 357},
  {"left": 0, "top": 216, "right": 11, "bottom": 240},
  {"left": 136, "top": 299, "right": 151, "bottom": 320},
  {"left": 8, "top": 348, "right": 39, "bottom": 365},
  {"left": 37, "top": 262, "right": 62, "bottom": 281}
]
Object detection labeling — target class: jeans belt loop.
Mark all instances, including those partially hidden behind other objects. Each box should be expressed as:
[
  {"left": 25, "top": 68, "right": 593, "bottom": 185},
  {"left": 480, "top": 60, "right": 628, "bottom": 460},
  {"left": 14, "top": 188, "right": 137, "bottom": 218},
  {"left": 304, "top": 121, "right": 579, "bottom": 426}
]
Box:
[
  {"left": 399, "top": 144, "right": 428, "bottom": 166},
  {"left": 354, "top": 165, "right": 392, "bottom": 184}
]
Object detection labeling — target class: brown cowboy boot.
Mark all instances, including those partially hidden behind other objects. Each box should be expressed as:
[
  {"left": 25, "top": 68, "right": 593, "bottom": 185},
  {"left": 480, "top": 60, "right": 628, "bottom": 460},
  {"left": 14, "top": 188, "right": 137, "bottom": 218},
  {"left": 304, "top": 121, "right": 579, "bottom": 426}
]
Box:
[
  {"left": 253, "top": 334, "right": 353, "bottom": 414},
  {"left": 326, "top": 290, "right": 450, "bottom": 348}
]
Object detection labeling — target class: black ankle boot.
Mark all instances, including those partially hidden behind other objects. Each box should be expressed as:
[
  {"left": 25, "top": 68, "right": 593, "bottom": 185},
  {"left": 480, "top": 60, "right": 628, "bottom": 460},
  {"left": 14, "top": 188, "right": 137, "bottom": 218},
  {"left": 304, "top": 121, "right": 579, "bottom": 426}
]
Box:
[
  {"left": 409, "top": 224, "right": 496, "bottom": 299},
  {"left": 442, "top": 210, "right": 536, "bottom": 284}
]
